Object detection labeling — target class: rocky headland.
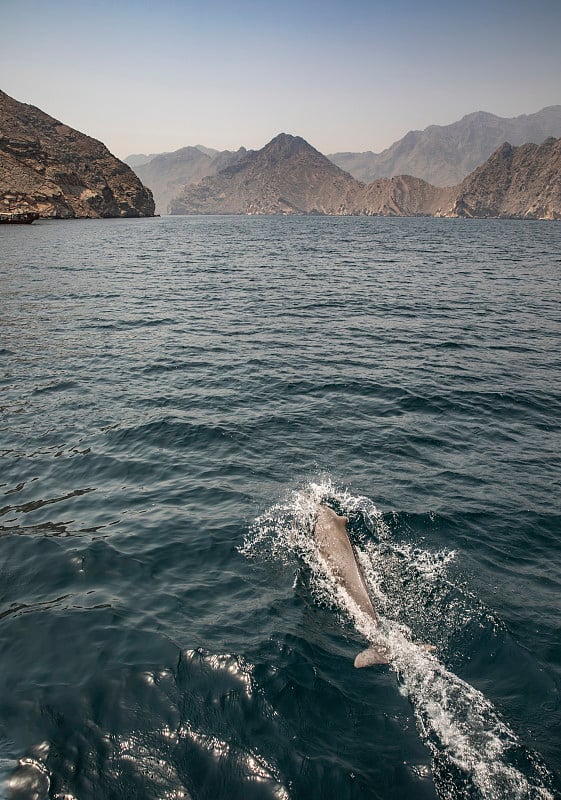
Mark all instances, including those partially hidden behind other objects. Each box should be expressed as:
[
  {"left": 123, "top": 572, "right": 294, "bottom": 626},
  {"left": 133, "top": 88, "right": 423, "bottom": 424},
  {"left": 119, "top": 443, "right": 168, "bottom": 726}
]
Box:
[
  {"left": 350, "top": 176, "right": 455, "bottom": 217},
  {"left": 0, "top": 89, "right": 154, "bottom": 218}
]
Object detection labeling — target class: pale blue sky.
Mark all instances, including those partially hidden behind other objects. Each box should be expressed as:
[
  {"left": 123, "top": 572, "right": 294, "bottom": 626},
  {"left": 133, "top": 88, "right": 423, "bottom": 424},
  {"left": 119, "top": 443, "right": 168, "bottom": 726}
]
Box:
[{"left": 1, "top": 0, "right": 560, "bottom": 158}]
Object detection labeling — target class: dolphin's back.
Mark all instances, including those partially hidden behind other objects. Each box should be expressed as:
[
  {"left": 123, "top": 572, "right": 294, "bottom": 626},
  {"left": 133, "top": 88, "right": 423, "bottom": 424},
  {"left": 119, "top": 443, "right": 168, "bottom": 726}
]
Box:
[{"left": 314, "top": 505, "right": 378, "bottom": 621}]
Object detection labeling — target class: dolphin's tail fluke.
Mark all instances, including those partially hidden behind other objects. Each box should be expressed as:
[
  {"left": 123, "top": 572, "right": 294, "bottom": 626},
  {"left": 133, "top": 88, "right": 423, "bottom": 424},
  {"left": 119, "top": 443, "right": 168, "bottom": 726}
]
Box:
[{"left": 354, "top": 645, "right": 390, "bottom": 668}]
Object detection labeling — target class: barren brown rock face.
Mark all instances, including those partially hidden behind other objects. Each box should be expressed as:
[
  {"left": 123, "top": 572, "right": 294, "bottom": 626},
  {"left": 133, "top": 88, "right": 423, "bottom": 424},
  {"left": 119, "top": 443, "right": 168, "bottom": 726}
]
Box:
[
  {"left": 350, "top": 176, "right": 456, "bottom": 217},
  {"left": 169, "top": 131, "right": 561, "bottom": 221},
  {"left": 170, "top": 133, "right": 362, "bottom": 215},
  {"left": 446, "top": 138, "right": 561, "bottom": 220},
  {"left": 0, "top": 89, "right": 154, "bottom": 218}
]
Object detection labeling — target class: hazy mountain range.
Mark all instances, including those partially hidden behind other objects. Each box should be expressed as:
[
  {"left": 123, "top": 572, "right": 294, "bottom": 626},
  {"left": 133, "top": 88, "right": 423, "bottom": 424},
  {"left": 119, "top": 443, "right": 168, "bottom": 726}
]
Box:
[
  {"left": 1, "top": 87, "right": 559, "bottom": 221},
  {"left": 127, "top": 146, "right": 247, "bottom": 215},
  {"left": 169, "top": 133, "right": 457, "bottom": 217},
  {"left": 127, "top": 106, "right": 561, "bottom": 214},
  {"left": 169, "top": 132, "right": 561, "bottom": 220},
  {"left": 170, "top": 134, "right": 360, "bottom": 215},
  {"left": 168, "top": 132, "right": 453, "bottom": 216},
  {"left": 328, "top": 106, "right": 561, "bottom": 185},
  {"left": 126, "top": 146, "right": 220, "bottom": 169},
  {"left": 0, "top": 89, "right": 154, "bottom": 218}
]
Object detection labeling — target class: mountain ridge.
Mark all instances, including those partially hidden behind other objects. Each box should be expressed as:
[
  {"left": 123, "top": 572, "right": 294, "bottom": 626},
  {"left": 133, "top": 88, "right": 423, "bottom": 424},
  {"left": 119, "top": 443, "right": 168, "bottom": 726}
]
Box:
[
  {"left": 447, "top": 137, "right": 561, "bottom": 219},
  {"left": 170, "top": 133, "right": 360, "bottom": 215},
  {"left": 169, "top": 132, "right": 561, "bottom": 220},
  {"left": 328, "top": 106, "right": 561, "bottom": 185},
  {"left": 128, "top": 106, "right": 561, "bottom": 212},
  {"left": 128, "top": 145, "right": 248, "bottom": 213}
]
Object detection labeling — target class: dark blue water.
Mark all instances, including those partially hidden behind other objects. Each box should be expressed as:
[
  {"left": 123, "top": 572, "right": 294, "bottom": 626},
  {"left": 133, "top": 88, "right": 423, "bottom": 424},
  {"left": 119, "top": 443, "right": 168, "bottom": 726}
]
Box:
[{"left": 1, "top": 216, "right": 560, "bottom": 800}]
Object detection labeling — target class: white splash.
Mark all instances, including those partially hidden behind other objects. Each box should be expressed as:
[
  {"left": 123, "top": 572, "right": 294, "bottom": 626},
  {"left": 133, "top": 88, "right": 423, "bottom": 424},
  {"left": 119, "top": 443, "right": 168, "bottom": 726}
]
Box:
[{"left": 242, "top": 479, "right": 554, "bottom": 800}]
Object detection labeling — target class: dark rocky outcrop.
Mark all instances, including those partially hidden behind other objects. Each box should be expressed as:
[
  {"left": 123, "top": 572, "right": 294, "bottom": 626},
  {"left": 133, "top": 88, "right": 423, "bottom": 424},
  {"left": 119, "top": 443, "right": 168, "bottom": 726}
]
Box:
[
  {"left": 0, "top": 89, "right": 154, "bottom": 218},
  {"left": 329, "top": 106, "right": 561, "bottom": 186},
  {"left": 170, "top": 133, "right": 361, "bottom": 215},
  {"left": 445, "top": 138, "right": 561, "bottom": 220}
]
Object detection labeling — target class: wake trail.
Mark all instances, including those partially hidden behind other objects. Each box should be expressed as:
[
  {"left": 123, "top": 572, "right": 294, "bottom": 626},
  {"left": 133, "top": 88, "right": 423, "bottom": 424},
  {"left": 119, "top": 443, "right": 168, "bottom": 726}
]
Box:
[{"left": 241, "top": 479, "right": 555, "bottom": 800}]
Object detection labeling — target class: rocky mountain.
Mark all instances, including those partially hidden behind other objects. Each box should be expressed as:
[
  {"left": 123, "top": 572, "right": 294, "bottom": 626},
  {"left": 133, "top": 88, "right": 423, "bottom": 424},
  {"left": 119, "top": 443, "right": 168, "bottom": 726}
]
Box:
[
  {"left": 446, "top": 137, "right": 561, "bottom": 220},
  {"left": 125, "top": 152, "right": 170, "bottom": 168},
  {"left": 170, "top": 133, "right": 360, "bottom": 215},
  {"left": 130, "top": 146, "right": 247, "bottom": 214},
  {"left": 351, "top": 176, "right": 455, "bottom": 217},
  {"left": 167, "top": 131, "right": 561, "bottom": 220},
  {"left": 191, "top": 145, "right": 219, "bottom": 159},
  {"left": 0, "top": 89, "right": 154, "bottom": 218},
  {"left": 329, "top": 106, "right": 561, "bottom": 186}
]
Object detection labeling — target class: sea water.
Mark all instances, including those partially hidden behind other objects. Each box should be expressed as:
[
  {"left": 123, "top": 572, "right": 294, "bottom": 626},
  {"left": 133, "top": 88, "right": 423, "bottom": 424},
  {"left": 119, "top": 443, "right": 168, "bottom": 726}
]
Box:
[{"left": 1, "top": 215, "right": 560, "bottom": 799}]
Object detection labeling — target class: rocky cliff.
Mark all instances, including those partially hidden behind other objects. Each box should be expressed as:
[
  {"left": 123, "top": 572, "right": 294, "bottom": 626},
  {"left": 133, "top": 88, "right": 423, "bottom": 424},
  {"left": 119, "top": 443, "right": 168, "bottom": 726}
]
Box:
[
  {"left": 329, "top": 106, "right": 561, "bottom": 186},
  {"left": 446, "top": 137, "right": 561, "bottom": 220},
  {"left": 0, "top": 89, "right": 154, "bottom": 218},
  {"left": 170, "top": 133, "right": 360, "bottom": 215}
]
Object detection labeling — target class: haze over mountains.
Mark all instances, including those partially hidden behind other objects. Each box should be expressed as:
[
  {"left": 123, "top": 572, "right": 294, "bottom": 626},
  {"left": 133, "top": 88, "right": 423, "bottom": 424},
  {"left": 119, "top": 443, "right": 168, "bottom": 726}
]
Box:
[
  {"left": 169, "top": 134, "right": 457, "bottom": 217},
  {"left": 1, "top": 87, "right": 559, "bottom": 221},
  {"left": 170, "top": 134, "right": 359, "bottom": 215},
  {"left": 127, "top": 106, "right": 561, "bottom": 214},
  {"left": 126, "top": 146, "right": 220, "bottom": 169},
  {"left": 168, "top": 132, "right": 561, "bottom": 220},
  {"left": 129, "top": 146, "right": 247, "bottom": 214},
  {"left": 329, "top": 106, "right": 561, "bottom": 185}
]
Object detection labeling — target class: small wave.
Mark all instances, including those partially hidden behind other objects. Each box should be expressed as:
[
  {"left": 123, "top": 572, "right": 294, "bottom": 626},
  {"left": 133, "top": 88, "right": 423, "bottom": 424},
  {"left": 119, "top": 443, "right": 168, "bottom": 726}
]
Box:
[
  {"left": 32, "top": 380, "right": 79, "bottom": 395},
  {"left": 7, "top": 742, "right": 51, "bottom": 800},
  {"left": 433, "top": 341, "right": 475, "bottom": 350},
  {"left": 83, "top": 317, "right": 176, "bottom": 331},
  {"left": 0, "top": 487, "right": 94, "bottom": 519},
  {"left": 175, "top": 649, "right": 290, "bottom": 800},
  {"left": 241, "top": 479, "right": 555, "bottom": 800},
  {"left": 105, "top": 416, "right": 247, "bottom": 452}
]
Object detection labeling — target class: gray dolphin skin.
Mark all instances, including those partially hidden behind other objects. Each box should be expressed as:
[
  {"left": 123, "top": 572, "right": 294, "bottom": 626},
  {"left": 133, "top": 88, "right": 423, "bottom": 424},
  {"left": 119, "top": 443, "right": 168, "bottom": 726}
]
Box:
[{"left": 314, "top": 504, "right": 389, "bottom": 667}]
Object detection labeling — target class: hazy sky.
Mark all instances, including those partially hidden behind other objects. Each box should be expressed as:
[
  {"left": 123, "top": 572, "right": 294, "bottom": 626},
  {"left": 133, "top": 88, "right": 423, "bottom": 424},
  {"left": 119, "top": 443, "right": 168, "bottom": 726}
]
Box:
[{"left": 1, "top": 0, "right": 560, "bottom": 158}]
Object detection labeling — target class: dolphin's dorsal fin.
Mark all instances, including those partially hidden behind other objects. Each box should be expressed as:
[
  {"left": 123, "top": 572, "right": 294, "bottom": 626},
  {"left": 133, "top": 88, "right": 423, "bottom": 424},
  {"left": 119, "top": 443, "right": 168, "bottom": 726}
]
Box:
[{"left": 354, "top": 646, "right": 389, "bottom": 668}]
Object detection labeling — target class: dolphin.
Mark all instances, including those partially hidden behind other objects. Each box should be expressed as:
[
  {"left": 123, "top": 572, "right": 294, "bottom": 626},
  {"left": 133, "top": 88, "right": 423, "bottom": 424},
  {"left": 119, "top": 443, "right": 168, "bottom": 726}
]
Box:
[{"left": 314, "top": 504, "right": 389, "bottom": 667}]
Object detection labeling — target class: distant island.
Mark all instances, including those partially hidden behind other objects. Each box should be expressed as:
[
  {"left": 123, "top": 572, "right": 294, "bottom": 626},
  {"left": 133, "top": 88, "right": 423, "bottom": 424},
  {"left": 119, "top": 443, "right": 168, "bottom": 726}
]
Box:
[
  {"left": 1, "top": 87, "right": 560, "bottom": 221},
  {"left": 0, "top": 89, "right": 154, "bottom": 219}
]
